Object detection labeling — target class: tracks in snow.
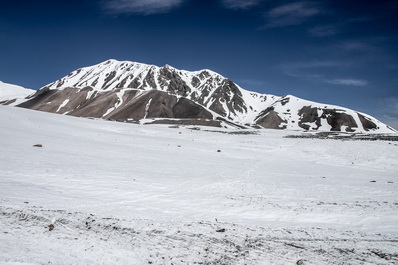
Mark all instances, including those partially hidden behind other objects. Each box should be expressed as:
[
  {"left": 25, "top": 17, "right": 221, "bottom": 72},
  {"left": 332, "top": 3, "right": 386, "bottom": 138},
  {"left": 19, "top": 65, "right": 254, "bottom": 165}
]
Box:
[{"left": 1, "top": 204, "right": 397, "bottom": 265}]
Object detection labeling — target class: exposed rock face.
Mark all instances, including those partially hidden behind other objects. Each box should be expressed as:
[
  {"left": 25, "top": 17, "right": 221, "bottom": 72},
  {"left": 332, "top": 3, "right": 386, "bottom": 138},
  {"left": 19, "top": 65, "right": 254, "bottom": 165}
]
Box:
[
  {"left": 19, "top": 87, "right": 213, "bottom": 122},
  {"left": 297, "top": 106, "right": 359, "bottom": 132},
  {"left": 7, "top": 59, "right": 395, "bottom": 133},
  {"left": 297, "top": 106, "right": 322, "bottom": 130},
  {"left": 324, "top": 110, "right": 358, "bottom": 132},
  {"left": 255, "top": 107, "right": 287, "bottom": 129},
  {"left": 357, "top": 113, "right": 378, "bottom": 131}
]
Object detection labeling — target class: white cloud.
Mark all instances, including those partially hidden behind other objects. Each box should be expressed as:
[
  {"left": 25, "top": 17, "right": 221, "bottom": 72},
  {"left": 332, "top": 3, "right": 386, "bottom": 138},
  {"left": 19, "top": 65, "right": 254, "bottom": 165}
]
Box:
[
  {"left": 221, "top": 0, "right": 263, "bottom": 10},
  {"left": 326, "top": 79, "right": 368, "bottom": 87},
  {"left": 103, "top": 0, "right": 183, "bottom": 15},
  {"left": 265, "top": 2, "right": 321, "bottom": 28}
]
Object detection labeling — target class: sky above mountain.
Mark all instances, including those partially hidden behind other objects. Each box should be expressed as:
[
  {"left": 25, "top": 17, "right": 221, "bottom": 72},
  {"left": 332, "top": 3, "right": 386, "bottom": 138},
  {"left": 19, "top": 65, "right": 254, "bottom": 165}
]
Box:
[{"left": 0, "top": 0, "right": 397, "bottom": 128}]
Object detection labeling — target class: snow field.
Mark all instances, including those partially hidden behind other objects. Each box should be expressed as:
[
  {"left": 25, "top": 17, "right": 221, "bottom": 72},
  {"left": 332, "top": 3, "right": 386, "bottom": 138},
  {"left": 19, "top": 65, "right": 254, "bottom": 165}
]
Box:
[{"left": 0, "top": 105, "right": 397, "bottom": 264}]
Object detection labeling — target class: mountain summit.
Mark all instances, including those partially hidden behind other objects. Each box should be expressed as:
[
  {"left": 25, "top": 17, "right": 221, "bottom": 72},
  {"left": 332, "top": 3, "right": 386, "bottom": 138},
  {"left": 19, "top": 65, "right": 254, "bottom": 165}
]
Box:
[{"left": 13, "top": 59, "right": 395, "bottom": 133}]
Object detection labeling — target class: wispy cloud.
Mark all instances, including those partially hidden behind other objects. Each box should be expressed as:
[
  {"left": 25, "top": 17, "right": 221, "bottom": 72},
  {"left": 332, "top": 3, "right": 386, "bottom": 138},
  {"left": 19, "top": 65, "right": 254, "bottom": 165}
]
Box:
[
  {"left": 103, "top": 0, "right": 183, "bottom": 15},
  {"left": 337, "top": 41, "right": 371, "bottom": 52},
  {"left": 279, "top": 61, "right": 343, "bottom": 78},
  {"left": 308, "top": 25, "right": 338, "bottom": 37},
  {"left": 279, "top": 61, "right": 368, "bottom": 87},
  {"left": 325, "top": 79, "right": 368, "bottom": 87},
  {"left": 265, "top": 1, "right": 321, "bottom": 28},
  {"left": 221, "top": 0, "right": 264, "bottom": 10}
]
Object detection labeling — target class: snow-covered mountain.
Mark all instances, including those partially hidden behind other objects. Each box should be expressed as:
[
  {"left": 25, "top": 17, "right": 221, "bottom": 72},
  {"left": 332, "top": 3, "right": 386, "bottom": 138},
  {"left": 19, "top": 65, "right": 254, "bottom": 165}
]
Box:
[
  {"left": 15, "top": 59, "right": 395, "bottom": 133},
  {"left": 0, "top": 80, "right": 35, "bottom": 104}
]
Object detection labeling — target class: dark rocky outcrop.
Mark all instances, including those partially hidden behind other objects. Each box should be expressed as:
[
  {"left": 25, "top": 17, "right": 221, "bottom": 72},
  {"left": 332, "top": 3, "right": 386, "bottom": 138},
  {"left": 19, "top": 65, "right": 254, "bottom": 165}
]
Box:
[
  {"left": 324, "top": 109, "right": 357, "bottom": 132},
  {"left": 255, "top": 107, "right": 287, "bottom": 129},
  {"left": 358, "top": 113, "right": 378, "bottom": 131},
  {"left": 173, "top": 97, "right": 212, "bottom": 119},
  {"left": 298, "top": 106, "right": 322, "bottom": 130},
  {"left": 297, "top": 106, "right": 358, "bottom": 132}
]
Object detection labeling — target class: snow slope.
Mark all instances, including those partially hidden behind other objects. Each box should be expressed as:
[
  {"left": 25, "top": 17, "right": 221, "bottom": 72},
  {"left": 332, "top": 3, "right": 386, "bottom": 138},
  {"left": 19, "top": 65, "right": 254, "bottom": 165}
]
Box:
[
  {"left": 257, "top": 94, "right": 396, "bottom": 133},
  {"left": 0, "top": 105, "right": 397, "bottom": 264},
  {"left": 0, "top": 80, "right": 34, "bottom": 102}
]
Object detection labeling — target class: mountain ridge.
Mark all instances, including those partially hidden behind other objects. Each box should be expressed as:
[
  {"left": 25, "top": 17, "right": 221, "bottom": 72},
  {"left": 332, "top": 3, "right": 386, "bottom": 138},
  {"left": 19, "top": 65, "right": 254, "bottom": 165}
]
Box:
[{"left": 6, "top": 59, "right": 396, "bottom": 133}]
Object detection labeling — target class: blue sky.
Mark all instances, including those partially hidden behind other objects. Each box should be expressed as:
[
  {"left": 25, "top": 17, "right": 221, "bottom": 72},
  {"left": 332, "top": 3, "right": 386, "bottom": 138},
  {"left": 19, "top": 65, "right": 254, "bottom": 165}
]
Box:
[{"left": 1, "top": 0, "right": 397, "bottom": 128}]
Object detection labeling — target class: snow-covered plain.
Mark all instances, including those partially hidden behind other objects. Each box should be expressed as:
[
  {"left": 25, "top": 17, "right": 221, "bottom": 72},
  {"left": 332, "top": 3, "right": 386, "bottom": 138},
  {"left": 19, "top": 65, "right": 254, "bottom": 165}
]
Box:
[{"left": 1, "top": 105, "right": 397, "bottom": 264}]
